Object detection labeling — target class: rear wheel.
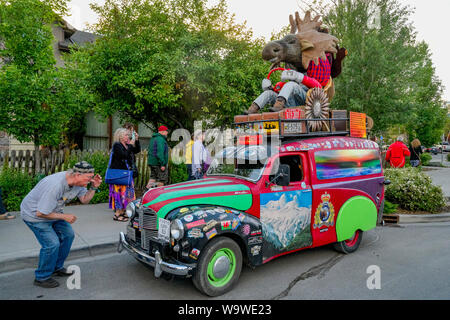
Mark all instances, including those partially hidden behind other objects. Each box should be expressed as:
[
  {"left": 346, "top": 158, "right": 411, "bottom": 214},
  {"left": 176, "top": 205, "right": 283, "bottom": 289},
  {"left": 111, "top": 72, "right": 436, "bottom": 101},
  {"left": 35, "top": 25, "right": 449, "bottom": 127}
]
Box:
[
  {"left": 333, "top": 230, "right": 363, "bottom": 254},
  {"left": 193, "top": 237, "right": 242, "bottom": 297}
]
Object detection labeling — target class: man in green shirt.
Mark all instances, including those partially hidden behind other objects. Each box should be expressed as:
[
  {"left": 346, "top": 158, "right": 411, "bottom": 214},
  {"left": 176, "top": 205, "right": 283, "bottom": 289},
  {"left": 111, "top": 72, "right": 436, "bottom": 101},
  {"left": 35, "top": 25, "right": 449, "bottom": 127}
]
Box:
[{"left": 146, "top": 125, "right": 169, "bottom": 188}]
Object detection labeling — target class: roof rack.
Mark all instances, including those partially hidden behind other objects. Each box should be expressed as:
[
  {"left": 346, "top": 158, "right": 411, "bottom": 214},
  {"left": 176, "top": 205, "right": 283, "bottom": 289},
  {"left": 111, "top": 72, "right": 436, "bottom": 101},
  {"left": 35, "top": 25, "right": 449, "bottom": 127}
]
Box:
[{"left": 234, "top": 109, "right": 371, "bottom": 141}]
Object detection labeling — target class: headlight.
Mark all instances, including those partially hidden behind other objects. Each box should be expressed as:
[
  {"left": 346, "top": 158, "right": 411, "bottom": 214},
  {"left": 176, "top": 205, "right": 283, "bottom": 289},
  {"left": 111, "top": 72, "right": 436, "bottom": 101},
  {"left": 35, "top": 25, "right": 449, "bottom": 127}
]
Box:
[
  {"left": 170, "top": 219, "right": 184, "bottom": 240},
  {"left": 125, "top": 202, "right": 136, "bottom": 218}
]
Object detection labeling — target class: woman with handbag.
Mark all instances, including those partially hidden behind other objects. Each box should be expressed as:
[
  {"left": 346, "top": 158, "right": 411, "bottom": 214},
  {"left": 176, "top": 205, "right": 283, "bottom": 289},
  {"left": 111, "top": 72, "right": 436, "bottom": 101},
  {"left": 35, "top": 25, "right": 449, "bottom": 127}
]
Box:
[
  {"left": 409, "top": 138, "right": 423, "bottom": 167},
  {"left": 107, "top": 128, "right": 141, "bottom": 222}
]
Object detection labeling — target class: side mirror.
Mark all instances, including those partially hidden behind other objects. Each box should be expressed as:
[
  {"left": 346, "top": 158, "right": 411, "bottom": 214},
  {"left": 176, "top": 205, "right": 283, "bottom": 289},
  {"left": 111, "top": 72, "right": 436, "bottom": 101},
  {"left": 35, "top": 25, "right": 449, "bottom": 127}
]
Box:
[{"left": 274, "top": 164, "right": 290, "bottom": 186}]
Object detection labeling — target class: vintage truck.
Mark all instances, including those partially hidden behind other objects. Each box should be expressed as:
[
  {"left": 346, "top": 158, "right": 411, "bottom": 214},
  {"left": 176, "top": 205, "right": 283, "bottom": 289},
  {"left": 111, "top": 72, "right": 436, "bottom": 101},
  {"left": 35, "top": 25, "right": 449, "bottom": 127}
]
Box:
[{"left": 118, "top": 119, "right": 388, "bottom": 296}]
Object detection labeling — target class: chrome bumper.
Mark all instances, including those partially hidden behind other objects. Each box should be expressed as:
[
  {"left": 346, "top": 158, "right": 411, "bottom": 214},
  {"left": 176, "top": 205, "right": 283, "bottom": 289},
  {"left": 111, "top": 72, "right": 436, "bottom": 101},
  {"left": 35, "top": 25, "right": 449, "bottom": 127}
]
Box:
[{"left": 118, "top": 232, "right": 193, "bottom": 278}]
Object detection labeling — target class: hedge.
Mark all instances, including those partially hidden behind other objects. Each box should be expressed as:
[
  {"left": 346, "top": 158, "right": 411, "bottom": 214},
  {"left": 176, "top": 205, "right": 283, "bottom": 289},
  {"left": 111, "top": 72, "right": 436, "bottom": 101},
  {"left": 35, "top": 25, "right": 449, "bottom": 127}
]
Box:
[{"left": 384, "top": 167, "right": 445, "bottom": 213}]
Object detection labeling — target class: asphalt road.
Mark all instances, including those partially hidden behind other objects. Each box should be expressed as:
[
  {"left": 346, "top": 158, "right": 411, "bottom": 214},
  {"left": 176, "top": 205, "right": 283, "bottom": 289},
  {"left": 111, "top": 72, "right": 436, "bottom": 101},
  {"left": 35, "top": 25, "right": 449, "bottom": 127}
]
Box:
[{"left": 1, "top": 222, "right": 449, "bottom": 300}]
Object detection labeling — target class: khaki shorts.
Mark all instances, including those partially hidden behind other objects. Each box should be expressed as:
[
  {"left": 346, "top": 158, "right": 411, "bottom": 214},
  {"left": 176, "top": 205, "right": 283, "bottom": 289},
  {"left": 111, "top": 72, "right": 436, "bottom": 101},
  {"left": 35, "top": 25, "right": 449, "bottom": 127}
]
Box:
[{"left": 149, "top": 166, "right": 169, "bottom": 184}]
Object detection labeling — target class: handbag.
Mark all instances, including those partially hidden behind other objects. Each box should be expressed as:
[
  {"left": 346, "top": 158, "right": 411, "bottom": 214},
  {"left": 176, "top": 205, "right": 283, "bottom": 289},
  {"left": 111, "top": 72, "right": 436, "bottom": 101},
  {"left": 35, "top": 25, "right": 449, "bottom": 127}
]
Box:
[{"left": 105, "top": 148, "right": 133, "bottom": 186}]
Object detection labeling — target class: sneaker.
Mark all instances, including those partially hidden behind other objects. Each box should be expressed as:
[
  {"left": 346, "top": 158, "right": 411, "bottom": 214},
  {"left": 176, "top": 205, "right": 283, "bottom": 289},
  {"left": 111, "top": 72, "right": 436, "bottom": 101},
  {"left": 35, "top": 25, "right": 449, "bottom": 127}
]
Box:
[
  {"left": 34, "top": 278, "right": 60, "bottom": 288},
  {"left": 52, "top": 267, "right": 74, "bottom": 277}
]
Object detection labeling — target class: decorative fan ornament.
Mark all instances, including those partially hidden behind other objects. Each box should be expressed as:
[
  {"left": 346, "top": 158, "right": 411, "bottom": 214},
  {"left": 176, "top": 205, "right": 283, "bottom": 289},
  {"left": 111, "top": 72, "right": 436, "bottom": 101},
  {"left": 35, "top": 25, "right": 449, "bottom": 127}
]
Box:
[
  {"left": 366, "top": 116, "right": 374, "bottom": 131},
  {"left": 305, "top": 88, "right": 330, "bottom": 131}
]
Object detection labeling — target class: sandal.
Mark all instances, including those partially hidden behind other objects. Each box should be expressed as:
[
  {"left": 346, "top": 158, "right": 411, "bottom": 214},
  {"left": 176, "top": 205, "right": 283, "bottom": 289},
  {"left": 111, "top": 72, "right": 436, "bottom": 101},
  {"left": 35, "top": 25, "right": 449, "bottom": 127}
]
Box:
[
  {"left": 0, "top": 213, "right": 16, "bottom": 220},
  {"left": 113, "top": 214, "right": 129, "bottom": 222}
]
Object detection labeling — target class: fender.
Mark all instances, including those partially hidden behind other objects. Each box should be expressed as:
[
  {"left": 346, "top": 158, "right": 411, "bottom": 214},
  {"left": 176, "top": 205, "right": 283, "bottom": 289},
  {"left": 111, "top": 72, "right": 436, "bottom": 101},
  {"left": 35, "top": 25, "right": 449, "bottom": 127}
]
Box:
[
  {"left": 335, "top": 196, "right": 377, "bottom": 242},
  {"left": 167, "top": 205, "right": 263, "bottom": 267}
]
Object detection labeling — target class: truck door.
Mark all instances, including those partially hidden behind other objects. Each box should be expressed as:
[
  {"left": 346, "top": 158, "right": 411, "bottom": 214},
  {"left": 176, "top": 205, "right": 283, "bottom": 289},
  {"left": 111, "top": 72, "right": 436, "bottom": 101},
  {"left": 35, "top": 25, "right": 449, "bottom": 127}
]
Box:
[{"left": 260, "top": 153, "right": 313, "bottom": 263}]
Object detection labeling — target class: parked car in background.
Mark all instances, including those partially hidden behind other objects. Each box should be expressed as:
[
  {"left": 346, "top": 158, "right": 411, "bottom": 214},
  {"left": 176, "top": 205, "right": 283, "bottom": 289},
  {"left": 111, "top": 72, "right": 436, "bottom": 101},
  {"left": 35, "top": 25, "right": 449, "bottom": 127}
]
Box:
[
  {"left": 425, "top": 145, "right": 441, "bottom": 155},
  {"left": 442, "top": 142, "right": 450, "bottom": 152}
]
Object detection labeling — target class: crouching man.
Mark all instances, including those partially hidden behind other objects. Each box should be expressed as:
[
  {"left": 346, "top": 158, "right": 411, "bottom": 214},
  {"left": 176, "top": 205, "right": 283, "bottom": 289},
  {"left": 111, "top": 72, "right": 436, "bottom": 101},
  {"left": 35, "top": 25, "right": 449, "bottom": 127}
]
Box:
[{"left": 20, "top": 161, "right": 102, "bottom": 288}]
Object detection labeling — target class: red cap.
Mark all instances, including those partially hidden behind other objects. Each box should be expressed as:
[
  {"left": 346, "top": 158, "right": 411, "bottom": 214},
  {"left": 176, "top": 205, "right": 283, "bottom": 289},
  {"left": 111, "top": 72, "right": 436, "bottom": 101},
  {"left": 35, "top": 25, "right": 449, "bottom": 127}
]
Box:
[{"left": 158, "top": 125, "right": 168, "bottom": 132}]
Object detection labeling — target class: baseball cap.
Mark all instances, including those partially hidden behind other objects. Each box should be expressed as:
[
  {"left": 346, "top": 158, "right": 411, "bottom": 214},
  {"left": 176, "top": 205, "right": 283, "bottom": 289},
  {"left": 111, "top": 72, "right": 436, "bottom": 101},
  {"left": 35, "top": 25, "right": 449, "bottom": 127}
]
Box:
[{"left": 158, "top": 125, "right": 168, "bottom": 132}]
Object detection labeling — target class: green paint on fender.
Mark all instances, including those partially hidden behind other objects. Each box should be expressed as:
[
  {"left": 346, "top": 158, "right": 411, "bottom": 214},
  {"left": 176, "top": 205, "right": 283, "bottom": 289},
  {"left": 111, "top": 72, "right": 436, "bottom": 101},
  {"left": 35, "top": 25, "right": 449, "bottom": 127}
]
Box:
[
  {"left": 145, "top": 184, "right": 250, "bottom": 206},
  {"left": 336, "top": 196, "right": 377, "bottom": 242},
  {"left": 143, "top": 182, "right": 253, "bottom": 223},
  {"left": 164, "top": 179, "right": 233, "bottom": 190},
  {"left": 155, "top": 194, "right": 252, "bottom": 220}
]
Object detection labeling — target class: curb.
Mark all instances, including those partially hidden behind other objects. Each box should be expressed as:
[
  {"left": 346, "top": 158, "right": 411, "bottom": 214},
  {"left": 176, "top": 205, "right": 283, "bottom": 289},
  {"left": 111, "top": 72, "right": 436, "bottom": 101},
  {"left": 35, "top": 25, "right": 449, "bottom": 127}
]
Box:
[
  {"left": 398, "top": 212, "right": 450, "bottom": 224},
  {"left": 0, "top": 242, "right": 118, "bottom": 274}
]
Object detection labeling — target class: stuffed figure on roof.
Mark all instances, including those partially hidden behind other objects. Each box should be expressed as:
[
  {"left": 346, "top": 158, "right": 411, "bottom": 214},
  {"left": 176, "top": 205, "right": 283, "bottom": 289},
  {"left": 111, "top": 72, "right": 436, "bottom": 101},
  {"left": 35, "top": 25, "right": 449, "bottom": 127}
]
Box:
[{"left": 244, "top": 11, "right": 347, "bottom": 130}]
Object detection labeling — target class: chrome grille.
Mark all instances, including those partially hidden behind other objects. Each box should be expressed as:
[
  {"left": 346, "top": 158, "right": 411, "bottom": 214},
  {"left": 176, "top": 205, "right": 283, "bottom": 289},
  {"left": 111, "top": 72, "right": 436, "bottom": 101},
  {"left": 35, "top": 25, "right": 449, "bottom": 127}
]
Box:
[
  {"left": 141, "top": 229, "right": 158, "bottom": 250},
  {"left": 138, "top": 207, "right": 158, "bottom": 230},
  {"left": 126, "top": 226, "right": 136, "bottom": 242},
  {"left": 138, "top": 207, "right": 158, "bottom": 250}
]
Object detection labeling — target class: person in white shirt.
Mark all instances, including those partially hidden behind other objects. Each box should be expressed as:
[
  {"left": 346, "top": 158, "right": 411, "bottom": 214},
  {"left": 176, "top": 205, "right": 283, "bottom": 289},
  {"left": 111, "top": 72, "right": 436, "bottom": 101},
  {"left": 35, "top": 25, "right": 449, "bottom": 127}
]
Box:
[{"left": 191, "top": 130, "right": 211, "bottom": 179}]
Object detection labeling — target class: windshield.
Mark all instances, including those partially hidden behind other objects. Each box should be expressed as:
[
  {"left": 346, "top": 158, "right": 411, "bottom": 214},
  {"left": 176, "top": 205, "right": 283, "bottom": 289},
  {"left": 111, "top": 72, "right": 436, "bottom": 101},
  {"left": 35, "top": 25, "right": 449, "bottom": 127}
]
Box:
[{"left": 207, "top": 145, "right": 270, "bottom": 182}]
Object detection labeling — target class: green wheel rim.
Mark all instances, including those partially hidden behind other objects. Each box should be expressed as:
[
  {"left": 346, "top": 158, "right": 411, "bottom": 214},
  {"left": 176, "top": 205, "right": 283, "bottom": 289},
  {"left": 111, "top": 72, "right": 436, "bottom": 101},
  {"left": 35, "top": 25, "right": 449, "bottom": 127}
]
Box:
[{"left": 207, "top": 248, "right": 236, "bottom": 287}]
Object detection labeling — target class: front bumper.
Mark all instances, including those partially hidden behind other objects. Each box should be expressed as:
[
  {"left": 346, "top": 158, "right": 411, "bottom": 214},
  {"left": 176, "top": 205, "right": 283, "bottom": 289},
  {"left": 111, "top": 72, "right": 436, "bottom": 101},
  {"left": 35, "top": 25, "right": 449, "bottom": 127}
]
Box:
[{"left": 117, "top": 232, "right": 193, "bottom": 278}]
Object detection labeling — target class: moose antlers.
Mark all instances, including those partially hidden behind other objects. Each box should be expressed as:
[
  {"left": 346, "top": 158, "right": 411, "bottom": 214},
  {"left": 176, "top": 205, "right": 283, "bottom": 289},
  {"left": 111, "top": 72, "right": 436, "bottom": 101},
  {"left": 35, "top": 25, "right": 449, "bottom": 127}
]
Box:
[
  {"left": 289, "top": 11, "right": 339, "bottom": 69},
  {"left": 289, "top": 11, "right": 322, "bottom": 33}
]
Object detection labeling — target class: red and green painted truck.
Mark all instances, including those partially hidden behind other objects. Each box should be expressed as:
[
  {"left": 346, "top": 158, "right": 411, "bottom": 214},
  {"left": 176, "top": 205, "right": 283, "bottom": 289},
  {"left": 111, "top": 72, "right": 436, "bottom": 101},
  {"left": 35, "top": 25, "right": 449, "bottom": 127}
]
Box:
[{"left": 118, "top": 134, "right": 388, "bottom": 296}]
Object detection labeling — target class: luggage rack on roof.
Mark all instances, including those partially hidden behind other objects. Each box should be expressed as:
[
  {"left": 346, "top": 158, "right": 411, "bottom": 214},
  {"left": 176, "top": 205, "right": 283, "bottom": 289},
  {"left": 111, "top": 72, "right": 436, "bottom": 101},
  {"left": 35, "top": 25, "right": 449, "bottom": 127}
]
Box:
[{"left": 234, "top": 109, "right": 371, "bottom": 141}]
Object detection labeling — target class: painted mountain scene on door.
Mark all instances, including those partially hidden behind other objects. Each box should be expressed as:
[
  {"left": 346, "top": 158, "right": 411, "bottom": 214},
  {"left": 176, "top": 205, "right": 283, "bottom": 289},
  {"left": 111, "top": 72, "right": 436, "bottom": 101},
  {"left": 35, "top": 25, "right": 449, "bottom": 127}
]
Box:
[{"left": 260, "top": 190, "right": 312, "bottom": 261}]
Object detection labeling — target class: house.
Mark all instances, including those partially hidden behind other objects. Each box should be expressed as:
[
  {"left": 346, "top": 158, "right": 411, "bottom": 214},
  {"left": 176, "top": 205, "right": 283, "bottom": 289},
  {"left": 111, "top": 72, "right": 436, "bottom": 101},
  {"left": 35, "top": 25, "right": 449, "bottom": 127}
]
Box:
[{"left": 0, "top": 19, "right": 153, "bottom": 152}]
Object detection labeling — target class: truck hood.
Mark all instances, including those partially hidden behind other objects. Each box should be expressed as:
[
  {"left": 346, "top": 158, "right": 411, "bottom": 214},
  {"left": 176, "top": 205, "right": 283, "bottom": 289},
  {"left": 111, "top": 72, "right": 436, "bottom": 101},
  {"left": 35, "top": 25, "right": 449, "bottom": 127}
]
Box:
[{"left": 142, "top": 177, "right": 253, "bottom": 219}]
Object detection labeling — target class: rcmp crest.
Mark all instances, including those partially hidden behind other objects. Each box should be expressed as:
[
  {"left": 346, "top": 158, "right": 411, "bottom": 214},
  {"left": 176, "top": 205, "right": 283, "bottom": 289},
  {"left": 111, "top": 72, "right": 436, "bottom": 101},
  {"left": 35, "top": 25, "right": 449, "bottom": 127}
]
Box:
[{"left": 314, "top": 193, "right": 335, "bottom": 229}]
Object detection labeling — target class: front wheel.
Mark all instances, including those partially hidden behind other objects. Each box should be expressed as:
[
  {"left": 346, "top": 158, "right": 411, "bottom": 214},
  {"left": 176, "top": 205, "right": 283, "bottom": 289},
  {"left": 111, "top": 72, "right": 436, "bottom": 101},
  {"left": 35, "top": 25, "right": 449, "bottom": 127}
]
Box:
[
  {"left": 192, "top": 237, "right": 242, "bottom": 297},
  {"left": 333, "top": 230, "right": 363, "bottom": 254}
]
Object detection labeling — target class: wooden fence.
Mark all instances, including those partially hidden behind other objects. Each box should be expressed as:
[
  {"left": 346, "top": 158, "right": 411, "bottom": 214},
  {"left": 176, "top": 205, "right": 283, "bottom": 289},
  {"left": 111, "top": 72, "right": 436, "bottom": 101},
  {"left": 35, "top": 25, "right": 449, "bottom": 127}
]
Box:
[{"left": 0, "top": 149, "right": 151, "bottom": 190}]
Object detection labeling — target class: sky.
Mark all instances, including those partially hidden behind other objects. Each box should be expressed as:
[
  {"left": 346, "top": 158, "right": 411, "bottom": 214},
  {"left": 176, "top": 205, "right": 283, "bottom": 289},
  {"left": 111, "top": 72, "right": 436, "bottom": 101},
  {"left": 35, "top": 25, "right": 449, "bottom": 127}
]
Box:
[{"left": 64, "top": 0, "right": 450, "bottom": 102}]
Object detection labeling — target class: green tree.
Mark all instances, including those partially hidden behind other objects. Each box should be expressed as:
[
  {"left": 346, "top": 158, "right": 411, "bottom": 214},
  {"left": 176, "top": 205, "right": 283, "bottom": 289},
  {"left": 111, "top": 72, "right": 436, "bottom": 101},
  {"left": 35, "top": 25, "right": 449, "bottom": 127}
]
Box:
[
  {"left": 0, "top": 0, "right": 87, "bottom": 170},
  {"left": 74, "top": 0, "right": 268, "bottom": 132},
  {"left": 301, "top": 0, "right": 445, "bottom": 138}
]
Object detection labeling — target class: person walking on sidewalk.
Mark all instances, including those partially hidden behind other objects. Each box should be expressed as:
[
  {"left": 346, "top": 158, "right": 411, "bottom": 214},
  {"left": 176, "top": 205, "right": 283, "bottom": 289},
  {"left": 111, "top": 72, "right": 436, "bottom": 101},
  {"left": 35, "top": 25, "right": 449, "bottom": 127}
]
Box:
[
  {"left": 146, "top": 125, "right": 169, "bottom": 188},
  {"left": 409, "top": 138, "right": 423, "bottom": 167},
  {"left": 192, "top": 130, "right": 211, "bottom": 180},
  {"left": 20, "top": 161, "right": 102, "bottom": 288},
  {"left": 185, "top": 134, "right": 195, "bottom": 181},
  {"left": 385, "top": 136, "right": 410, "bottom": 168}
]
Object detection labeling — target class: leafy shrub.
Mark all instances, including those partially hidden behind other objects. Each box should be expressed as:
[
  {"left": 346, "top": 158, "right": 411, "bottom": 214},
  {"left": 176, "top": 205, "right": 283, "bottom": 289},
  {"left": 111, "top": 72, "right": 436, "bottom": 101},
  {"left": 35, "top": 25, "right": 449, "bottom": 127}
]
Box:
[
  {"left": 66, "top": 151, "right": 110, "bottom": 204},
  {"left": 447, "top": 153, "right": 450, "bottom": 162},
  {"left": 383, "top": 200, "right": 398, "bottom": 214},
  {"left": 169, "top": 160, "right": 188, "bottom": 184},
  {"left": 384, "top": 167, "right": 445, "bottom": 213},
  {"left": 420, "top": 153, "right": 432, "bottom": 166},
  {"left": 0, "top": 168, "right": 36, "bottom": 212}
]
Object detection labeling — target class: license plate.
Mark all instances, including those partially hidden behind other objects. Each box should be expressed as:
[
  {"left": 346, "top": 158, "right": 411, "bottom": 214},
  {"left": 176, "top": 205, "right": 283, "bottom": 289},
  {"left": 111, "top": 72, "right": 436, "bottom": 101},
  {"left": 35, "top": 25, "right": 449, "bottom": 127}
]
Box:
[{"left": 158, "top": 218, "right": 171, "bottom": 243}]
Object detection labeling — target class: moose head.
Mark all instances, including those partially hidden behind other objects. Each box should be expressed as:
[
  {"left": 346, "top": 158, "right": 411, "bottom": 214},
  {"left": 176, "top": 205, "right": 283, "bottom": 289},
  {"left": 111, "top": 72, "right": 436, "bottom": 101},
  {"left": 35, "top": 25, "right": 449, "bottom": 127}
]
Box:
[{"left": 262, "top": 11, "right": 340, "bottom": 74}]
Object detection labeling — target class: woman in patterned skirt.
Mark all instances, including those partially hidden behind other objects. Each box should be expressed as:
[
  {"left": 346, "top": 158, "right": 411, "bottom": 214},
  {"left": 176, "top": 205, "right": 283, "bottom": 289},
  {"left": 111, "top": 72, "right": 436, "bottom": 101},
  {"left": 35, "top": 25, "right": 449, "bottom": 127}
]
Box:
[{"left": 108, "top": 128, "right": 141, "bottom": 221}]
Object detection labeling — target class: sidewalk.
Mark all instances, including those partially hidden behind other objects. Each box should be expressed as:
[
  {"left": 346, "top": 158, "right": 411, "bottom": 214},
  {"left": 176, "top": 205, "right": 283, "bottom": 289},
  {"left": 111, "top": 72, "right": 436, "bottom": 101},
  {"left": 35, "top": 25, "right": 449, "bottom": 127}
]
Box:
[{"left": 0, "top": 203, "right": 126, "bottom": 273}]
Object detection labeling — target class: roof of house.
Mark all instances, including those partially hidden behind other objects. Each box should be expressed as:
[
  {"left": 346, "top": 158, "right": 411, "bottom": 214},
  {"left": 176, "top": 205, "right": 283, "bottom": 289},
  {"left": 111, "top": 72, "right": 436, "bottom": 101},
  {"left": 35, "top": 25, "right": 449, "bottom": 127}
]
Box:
[{"left": 58, "top": 30, "right": 99, "bottom": 51}]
